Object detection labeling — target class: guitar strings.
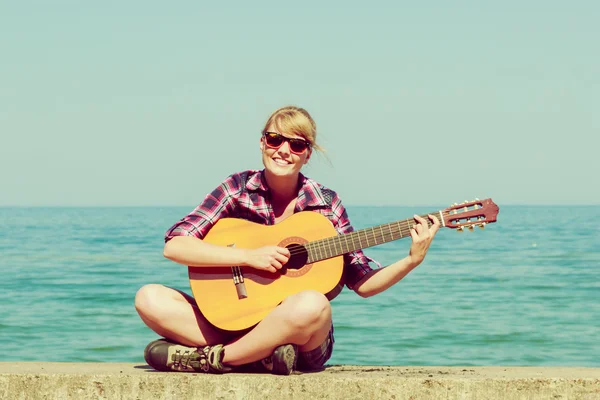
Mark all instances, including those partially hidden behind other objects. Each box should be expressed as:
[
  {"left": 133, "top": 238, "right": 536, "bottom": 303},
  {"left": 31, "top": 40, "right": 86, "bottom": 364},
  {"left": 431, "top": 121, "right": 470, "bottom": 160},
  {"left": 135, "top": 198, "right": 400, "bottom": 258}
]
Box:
[
  {"left": 295, "top": 225, "right": 412, "bottom": 257},
  {"left": 297, "top": 207, "right": 486, "bottom": 258},
  {"left": 267, "top": 204, "right": 482, "bottom": 259},
  {"left": 285, "top": 211, "right": 452, "bottom": 258}
]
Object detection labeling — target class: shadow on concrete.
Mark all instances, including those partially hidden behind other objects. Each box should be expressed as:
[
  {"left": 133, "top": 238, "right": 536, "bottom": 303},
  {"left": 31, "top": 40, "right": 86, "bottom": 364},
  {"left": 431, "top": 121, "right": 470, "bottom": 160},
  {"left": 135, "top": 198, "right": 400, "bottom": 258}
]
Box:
[{"left": 133, "top": 365, "right": 154, "bottom": 370}]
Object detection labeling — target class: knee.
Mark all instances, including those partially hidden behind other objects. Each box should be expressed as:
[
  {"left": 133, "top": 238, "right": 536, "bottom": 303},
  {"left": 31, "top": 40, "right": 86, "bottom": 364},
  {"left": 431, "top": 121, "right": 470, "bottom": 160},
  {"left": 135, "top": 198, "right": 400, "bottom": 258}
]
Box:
[
  {"left": 285, "top": 290, "right": 331, "bottom": 330},
  {"left": 134, "top": 284, "right": 165, "bottom": 317}
]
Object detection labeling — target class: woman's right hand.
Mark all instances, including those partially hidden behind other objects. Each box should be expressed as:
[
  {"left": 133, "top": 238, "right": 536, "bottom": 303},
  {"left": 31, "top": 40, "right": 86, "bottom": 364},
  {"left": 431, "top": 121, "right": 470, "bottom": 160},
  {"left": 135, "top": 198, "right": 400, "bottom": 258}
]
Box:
[{"left": 242, "top": 246, "right": 290, "bottom": 273}]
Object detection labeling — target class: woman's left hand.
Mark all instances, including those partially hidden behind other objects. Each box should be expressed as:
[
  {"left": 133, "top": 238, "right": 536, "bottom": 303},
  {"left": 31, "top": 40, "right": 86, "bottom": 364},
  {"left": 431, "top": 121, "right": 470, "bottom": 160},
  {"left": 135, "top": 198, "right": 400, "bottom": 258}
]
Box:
[{"left": 408, "top": 214, "right": 441, "bottom": 267}]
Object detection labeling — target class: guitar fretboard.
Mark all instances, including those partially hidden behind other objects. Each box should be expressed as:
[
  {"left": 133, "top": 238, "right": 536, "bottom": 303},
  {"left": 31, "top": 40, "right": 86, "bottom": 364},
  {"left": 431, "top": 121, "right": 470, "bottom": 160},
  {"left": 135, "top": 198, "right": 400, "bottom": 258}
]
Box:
[{"left": 304, "top": 211, "right": 444, "bottom": 263}]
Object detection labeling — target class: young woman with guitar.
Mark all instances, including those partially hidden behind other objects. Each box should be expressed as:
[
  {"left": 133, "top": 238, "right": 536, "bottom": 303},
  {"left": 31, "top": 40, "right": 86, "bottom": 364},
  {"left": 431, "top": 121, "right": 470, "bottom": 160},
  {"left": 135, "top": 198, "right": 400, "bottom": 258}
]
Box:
[{"left": 135, "top": 106, "right": 441, "bottom": 374}]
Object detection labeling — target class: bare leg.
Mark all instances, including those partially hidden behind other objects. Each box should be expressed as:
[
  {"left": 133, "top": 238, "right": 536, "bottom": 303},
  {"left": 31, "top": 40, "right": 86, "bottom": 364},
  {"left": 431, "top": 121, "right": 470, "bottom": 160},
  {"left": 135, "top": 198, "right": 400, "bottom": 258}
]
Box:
[
  {"left": 222, "top": 290, "right": 332, "bottom": 366},
  {"left": 135, "top": 285, "right": 332, "bottom": 367},
  {"left": 134, "top": 284, "right": 233, "bottom": 346}
]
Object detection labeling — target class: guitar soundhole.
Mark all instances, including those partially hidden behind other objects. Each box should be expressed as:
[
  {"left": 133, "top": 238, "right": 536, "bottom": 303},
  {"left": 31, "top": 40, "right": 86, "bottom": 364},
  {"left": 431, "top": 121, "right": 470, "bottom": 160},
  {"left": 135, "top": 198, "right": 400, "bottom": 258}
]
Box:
[{"left": 283, "top": 243, "right": 308, "bottom": 270}]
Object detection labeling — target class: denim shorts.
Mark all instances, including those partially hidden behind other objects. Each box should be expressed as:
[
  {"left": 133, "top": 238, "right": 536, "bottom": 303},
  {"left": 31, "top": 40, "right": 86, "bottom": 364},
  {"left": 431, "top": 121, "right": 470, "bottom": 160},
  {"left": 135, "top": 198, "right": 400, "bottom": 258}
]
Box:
[{"left": 296, "top": 325, "right": 334, "bottom": 371}]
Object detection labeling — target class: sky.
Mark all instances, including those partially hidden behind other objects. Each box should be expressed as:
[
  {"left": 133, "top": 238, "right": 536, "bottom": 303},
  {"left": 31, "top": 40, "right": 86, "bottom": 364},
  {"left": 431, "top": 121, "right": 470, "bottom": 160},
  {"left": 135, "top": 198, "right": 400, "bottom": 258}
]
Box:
[{"left": 1, "top": 1, "right": 598, "bottom": 207}]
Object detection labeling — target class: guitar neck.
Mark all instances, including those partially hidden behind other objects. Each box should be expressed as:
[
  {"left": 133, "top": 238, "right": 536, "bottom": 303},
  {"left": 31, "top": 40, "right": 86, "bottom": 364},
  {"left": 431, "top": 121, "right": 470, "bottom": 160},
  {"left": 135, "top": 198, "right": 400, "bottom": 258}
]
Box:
[{"left": 305, "top": 210, "right": 445, "bottom": 263}]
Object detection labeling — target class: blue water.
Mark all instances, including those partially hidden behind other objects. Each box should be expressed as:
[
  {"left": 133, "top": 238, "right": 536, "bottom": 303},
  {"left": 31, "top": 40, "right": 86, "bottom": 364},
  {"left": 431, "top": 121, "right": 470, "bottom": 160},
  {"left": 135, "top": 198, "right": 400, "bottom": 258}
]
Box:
[{"left": 1, "top": 205, "right": 598, "bottom": 366}]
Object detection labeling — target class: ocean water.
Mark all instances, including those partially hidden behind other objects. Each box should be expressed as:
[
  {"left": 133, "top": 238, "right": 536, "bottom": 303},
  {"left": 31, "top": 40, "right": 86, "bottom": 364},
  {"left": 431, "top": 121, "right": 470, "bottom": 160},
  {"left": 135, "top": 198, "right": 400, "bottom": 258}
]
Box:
[{"left": 0, "top": 205, "right": 598, "bottom": 367}]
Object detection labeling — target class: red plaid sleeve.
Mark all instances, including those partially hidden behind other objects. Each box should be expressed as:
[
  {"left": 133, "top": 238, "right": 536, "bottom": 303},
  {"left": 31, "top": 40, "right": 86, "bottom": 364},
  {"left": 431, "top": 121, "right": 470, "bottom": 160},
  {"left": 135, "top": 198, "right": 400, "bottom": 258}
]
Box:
[
  {"left": 164, "top": 175, "right": 241, "bottom": 242},
  {"left": 329, "top": 193, "right": 381, "bottom": 289}
]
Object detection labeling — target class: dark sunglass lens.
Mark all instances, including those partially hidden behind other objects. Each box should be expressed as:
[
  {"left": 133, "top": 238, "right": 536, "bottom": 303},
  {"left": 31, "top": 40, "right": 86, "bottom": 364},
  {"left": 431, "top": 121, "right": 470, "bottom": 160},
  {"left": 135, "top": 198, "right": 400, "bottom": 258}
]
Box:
[
  {"left": 289, "top": 140, "right": 308, "bottom": 153},
  {"left": 265, "top": 133, "right": 283, "bottom": 147}
]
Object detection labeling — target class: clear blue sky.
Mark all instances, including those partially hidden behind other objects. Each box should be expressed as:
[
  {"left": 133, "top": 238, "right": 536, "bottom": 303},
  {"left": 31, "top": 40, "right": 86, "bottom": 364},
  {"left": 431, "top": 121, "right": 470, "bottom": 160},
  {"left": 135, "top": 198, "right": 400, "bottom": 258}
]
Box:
[{"left": 1, "top": 1, "right": 597, "bottom": 206}]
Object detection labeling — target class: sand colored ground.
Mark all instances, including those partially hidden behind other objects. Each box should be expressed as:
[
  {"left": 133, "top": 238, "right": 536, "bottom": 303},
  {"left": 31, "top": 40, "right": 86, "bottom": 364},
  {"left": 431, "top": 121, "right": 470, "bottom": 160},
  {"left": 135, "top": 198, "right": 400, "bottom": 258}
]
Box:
[{"left": 1, "top": 363, "right": 599, "bottom": 399}]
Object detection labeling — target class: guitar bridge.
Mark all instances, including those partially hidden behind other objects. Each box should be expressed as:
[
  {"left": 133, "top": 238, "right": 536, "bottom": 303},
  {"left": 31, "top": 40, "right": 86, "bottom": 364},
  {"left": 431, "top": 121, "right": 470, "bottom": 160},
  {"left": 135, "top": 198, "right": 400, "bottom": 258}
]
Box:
[
  {"left": 228, "top": 244, "right": 247, "bottom": 299},
  {"left": 232, "top": 265, "right": 247, "bottom": 299}
]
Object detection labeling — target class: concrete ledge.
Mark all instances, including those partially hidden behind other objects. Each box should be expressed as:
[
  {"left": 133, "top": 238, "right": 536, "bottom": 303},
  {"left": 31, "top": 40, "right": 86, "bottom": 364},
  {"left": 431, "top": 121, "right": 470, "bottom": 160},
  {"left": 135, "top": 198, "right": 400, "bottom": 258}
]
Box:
[{"left": 1, "top": 363, "right": 599, "bottom": 400}]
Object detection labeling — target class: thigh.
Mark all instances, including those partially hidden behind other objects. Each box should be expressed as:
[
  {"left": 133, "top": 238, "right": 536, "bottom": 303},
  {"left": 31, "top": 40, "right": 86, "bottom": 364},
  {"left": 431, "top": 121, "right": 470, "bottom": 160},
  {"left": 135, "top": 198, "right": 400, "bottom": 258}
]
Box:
[
  {"left": 137, "top": 284, "right": 235, "bottom": 346},
  {"left": 139, "top": 284, "right": 197, "bottom": 310},
  {"left": 279, "top": 290, "right": 332, "bottom": 351},
  {"left": 166, "top": 286, "right": 199, "bottom": 306}
]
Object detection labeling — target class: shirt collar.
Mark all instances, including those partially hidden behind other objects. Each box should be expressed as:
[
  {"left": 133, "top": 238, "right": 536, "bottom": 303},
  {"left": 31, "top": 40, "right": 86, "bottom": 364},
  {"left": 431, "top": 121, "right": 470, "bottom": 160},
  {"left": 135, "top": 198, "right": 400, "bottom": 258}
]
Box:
[
  {"left": 245, "top": 170, "right": 269, "bottom": 192},
  {"left": 246, "top": 170, "right": 329, "bottom": 208}
]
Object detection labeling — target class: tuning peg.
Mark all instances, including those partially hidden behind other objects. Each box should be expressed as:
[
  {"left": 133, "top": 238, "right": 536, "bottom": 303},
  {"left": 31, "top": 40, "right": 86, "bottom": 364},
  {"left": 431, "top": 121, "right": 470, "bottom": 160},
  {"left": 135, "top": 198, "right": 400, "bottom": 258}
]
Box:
[
  {"left": 468, "top": 225, "right": 474, "bottom": 232},
  {"left": 457, "top": 227, "right": 464, "bottom": 232},
  {"left": 479, "top": 223, "right": 486, "bottom": 230}
]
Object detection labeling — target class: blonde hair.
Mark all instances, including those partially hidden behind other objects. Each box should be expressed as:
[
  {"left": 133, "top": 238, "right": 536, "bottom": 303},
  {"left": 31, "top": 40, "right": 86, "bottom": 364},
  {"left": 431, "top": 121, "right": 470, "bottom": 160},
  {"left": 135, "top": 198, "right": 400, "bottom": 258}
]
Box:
[{"left": 262, "top": 106, "right": 324, "bottom": 153}]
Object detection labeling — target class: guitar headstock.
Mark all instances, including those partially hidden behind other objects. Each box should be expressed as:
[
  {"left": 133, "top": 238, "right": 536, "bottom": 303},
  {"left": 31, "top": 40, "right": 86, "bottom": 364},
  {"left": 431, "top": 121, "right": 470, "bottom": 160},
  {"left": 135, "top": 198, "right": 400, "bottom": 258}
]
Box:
[{"left": 443, "top": 198, "right": 499, "bottom": 231}]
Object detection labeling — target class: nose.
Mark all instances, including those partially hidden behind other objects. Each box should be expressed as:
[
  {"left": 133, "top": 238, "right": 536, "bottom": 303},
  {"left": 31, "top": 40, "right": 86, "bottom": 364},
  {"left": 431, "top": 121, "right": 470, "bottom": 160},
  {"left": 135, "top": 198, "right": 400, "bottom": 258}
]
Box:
[{"left": 277, "top": 140, "right": 292, "bottom": 154}]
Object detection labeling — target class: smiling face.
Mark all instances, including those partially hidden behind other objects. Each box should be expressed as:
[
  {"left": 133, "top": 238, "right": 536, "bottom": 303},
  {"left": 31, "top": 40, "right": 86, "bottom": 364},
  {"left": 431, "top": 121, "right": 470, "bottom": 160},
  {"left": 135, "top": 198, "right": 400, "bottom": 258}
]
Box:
[
  {"left": 259, "top": 106, "right": 319, "bottom": 181},
  {"left": 260, "top": 127, "right": 311, "bottom": 178}
]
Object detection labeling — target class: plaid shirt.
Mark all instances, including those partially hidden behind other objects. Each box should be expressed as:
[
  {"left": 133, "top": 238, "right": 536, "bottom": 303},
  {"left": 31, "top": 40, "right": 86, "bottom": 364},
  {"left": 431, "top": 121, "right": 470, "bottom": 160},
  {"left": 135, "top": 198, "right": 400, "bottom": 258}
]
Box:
[{"left": 166, "top": 170, "right": 379, "bottom": 289}]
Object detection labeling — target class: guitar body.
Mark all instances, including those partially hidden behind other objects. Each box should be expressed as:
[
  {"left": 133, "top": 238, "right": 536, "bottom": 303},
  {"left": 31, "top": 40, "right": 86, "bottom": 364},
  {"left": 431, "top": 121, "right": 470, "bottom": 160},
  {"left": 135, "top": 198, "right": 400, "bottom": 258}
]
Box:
[{"left": 188, "top": 211, "right": 343, "bottom": 333}]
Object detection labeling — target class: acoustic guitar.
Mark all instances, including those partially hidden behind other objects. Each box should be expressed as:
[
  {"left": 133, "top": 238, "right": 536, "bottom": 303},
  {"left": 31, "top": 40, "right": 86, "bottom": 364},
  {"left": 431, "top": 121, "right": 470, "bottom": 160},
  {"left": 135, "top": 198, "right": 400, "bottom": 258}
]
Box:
[{"left": 189, "top": 198, "right": 499, "bottom": 332}]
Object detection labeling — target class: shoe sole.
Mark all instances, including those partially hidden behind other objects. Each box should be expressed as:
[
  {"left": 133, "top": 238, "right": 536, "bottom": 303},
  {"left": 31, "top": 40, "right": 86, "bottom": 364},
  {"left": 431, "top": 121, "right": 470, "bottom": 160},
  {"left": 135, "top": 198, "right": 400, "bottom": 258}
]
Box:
[
  {"left": 271, "top": 344, "right": 298, "bottom": 376},
  {"left": 144, "top": 339, "right": 167, "bottom": 367},
  {"left": 144, "top": 339, "right": 177, "bottom": 371}
]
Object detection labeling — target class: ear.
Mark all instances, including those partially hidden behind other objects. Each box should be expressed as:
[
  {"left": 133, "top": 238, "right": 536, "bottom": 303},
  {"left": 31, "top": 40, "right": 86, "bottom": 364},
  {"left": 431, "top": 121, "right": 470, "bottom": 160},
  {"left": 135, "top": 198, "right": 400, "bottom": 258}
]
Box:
[
  {"left": 259, "top": 137, "right": 264, "bottom": 152},
  {"left": 304, "top": 149, "right": 312, "bottom": 164}
]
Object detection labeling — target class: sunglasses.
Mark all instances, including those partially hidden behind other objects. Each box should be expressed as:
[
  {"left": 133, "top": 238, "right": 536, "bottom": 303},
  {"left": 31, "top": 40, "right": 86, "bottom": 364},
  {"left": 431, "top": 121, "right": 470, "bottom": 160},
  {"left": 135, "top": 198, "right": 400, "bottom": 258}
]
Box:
[{"left": 262, "top": 132, "right": 311, "bottom": 154}]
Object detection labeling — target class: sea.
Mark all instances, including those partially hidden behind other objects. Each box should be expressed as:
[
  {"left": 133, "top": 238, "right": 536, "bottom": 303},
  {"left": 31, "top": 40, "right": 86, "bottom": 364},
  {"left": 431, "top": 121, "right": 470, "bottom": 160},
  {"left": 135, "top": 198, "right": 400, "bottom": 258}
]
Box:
[{"left": 0, "top": 205, "right": 598, "bottom": 367}]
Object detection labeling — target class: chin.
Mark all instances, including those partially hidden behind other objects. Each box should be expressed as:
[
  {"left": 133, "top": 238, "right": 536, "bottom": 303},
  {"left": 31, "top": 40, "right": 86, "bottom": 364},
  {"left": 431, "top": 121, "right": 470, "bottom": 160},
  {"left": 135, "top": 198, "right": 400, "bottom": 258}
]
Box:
[{"left": 269, "top": 166, "right": 295, "bottom": 177}]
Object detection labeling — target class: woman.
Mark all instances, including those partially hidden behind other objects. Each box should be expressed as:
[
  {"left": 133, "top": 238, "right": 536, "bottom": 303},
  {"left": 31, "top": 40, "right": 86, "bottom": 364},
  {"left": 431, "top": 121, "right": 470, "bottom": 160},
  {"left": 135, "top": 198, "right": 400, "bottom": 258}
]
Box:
[{"left": 135, "top": 106, "right": 440, "bottom": 375}]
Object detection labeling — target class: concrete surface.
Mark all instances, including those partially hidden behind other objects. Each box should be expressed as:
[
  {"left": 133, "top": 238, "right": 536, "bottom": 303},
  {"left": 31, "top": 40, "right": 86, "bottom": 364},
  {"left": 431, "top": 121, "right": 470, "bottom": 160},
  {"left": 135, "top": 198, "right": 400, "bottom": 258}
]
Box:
[{"left": 1, "top": 363, "right": 599, "bottom": 399}]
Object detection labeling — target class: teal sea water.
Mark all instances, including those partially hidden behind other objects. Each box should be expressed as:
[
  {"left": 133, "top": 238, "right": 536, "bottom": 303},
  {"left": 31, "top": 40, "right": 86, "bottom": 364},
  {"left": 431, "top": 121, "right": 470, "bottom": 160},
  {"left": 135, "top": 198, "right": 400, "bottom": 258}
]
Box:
[{"left": 1, "top": 205, "right": 598, "bottom": 367}]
